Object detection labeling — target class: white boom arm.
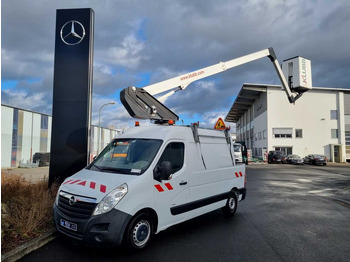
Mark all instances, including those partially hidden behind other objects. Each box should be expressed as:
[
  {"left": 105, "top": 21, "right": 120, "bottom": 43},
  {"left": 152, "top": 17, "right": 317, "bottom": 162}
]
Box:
[
  {"left": 120, "top": 47, "right": 308, "bottom": 122},
  {"left": 143, "top": 48, "right": 296, "bottom": 103}
]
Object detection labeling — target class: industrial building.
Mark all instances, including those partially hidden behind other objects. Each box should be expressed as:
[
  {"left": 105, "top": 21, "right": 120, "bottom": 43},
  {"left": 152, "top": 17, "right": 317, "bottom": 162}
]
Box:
[
  {"left": 226, "top": 84, "right": 350, "bottom": 162},
  {"left": 1, "top": 104, "right": 120, "bottom": 168}
]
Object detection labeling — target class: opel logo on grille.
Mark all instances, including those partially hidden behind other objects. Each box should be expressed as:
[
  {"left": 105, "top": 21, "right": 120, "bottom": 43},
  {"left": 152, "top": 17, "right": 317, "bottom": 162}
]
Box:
[{"left": 69, "top": 196, "right": 76, "bottom": 206}]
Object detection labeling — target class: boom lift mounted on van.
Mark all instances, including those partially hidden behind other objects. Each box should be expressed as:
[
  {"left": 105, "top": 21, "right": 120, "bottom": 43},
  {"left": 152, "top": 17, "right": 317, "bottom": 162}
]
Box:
[{"left": 120, "top": 47, "right": 312, "bottom": 123}]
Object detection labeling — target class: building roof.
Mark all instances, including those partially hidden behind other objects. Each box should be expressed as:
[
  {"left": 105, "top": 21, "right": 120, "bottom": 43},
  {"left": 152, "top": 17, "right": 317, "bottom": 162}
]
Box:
[
  {"left": 225, "top": 84, "right": 350, "bottom": 123},
  {"left": 225, "top": 84, "right": 269, "bottom": 123}
]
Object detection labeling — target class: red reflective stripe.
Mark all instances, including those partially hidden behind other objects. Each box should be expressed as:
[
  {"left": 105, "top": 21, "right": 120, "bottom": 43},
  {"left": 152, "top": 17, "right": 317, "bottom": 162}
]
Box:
[
  {"left": 69, "top": 180, "right": 80, "bottom": 184},
  {"left": 235, "top": 172, "right": 239, "bottom": 178},
  {"left": 90, "top": 182, "right": 96, "bottom": 189},
  {"left": 239, "top": 172, "right": 243, "bottom": 177},
  {"left": 154, "top": 185, "right": 164, "bottom": 192},
  {"left": 77, "top": 180, "right": 86, "bottom": 186},
  {"left": 63, "top": 180, "right": 72, "bottom": 184},
  {"left": 164, "top": 183, "right": 173, "bottom": 190},
  {"left": 100, "top": 185, "right": 106, "bottom": 193}
]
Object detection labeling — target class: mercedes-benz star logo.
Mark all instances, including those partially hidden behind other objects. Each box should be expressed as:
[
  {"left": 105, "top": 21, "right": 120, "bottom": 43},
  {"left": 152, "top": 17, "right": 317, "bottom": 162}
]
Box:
[
  {"left": 69, "top": 196, "right": 76, "bottom": 206},
  {"left": 60, "top": 20, "right": 86, "bottom": 46}
]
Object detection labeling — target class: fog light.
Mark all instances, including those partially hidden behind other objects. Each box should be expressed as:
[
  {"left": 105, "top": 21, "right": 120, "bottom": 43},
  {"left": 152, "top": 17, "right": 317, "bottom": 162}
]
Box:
[{"left": 90, "top": 223, "right": 109, "bottom": 232}]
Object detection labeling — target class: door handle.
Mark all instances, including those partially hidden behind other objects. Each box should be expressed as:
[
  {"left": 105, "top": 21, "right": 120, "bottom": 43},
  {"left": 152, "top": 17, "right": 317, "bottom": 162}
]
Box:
[{"left": 179, "top": 181, "right": 187, "bottom": 186}]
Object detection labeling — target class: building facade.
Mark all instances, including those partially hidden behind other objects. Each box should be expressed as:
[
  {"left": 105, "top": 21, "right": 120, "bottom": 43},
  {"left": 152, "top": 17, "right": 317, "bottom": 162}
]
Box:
[
  {"left": 226, "top": 84, "right": 350, "bottom": 162},
  {"left": 1, "top": 105, "right": 120, "bottom": 168}
]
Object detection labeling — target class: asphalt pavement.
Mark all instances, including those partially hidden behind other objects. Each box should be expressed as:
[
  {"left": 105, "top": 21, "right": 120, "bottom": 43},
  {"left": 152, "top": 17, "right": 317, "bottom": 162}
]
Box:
[{"left": 18, "top": 164, "right": 350, "bottom": 262}]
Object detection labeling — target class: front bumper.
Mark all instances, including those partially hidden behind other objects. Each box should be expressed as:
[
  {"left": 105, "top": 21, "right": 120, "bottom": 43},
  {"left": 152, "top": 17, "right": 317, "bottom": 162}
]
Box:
[{"left": 54, "top": 205, "right": 132, "bottom": 246}]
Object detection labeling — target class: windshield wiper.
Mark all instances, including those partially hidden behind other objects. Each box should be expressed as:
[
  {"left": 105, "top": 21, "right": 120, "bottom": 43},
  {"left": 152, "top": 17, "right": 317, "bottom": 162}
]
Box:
[
  {"left": 89, "top": 165, "right": 103, "bottom": 171},
  {"left": 100, "top": 168, "right": 130, "bottom": 174}
]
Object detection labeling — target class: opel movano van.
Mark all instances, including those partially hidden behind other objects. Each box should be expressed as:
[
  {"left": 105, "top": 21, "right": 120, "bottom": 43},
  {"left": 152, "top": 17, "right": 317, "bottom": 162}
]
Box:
[{"left": 53, "top": 124, "right": 246, "bottom": 250}]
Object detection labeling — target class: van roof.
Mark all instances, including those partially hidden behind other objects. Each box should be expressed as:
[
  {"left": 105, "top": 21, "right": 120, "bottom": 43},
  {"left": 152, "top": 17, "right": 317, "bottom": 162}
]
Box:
[{"left": 117, "top": 125, "right": 228, "bottom": 142}]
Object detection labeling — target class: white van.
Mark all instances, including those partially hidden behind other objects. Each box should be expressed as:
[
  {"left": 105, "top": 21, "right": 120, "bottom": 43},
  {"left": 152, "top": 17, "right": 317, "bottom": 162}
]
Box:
[{"left": 53, "top": 124, "right": 246, "bottom": 250}]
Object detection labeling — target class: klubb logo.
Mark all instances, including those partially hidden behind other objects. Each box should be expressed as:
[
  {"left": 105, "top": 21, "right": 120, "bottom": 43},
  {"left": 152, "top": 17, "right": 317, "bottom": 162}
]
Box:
[{"left": 301, "top": 58, "right": 307, "bottom": 86}]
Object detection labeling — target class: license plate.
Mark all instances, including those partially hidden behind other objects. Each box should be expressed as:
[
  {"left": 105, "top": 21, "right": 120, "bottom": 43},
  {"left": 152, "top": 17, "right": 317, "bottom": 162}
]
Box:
[{"left": 60, "top": 219, "right": 77, "bottom": 231}]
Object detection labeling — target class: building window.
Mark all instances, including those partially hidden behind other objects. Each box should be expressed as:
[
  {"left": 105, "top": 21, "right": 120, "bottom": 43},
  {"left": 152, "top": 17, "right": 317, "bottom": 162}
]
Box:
[
  {"left": 258, "top": 132, "right": 262, "bottom": 140},
  {"left": 295, "top": 129, "right": 303, "bottom": 138},
  {"left": 331, "top": 129, "right": 338, "bottom": 139},
  {"left": 263, "top": 130, "right": 267, "bottom": 139},
  {"left": 274, "top": 147, "right": 293, "bottom": 155},
  {"left": 273, "top": 128, "right": 292, "bottom": 138},
  {"left": 330, "top": 110, "right": 338, "bottom": 120},
  {"left": 255, "top": 133, "right": 257, "bottom": 141}
]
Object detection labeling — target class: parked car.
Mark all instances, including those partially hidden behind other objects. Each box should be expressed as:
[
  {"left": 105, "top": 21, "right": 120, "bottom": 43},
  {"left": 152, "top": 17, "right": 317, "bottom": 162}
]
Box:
[
  {"left": 33, "top": 152, "right": 50, "bottom": 167},
  {"left": 268, "top": 150, "right": 286, "bottom": 164},
  {"left": 304, "top": 154, "right": 327, "bottom": 165},
  {"left": 285, "top": 154, "right": 304, "bottom": 165}
]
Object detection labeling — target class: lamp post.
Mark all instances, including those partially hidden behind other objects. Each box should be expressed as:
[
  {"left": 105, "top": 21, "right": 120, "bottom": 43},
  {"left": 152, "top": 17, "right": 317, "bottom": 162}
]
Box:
[{"left": 98, "top": 102, "right": 115, "bottom": 154}]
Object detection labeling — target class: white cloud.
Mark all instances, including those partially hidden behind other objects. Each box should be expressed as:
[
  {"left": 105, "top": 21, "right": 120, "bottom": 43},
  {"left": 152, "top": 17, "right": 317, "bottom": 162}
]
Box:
[
  {"left": 200, "top": 111, "right": 231, "bottom": 129},
  {"left": 2, "top": 89, "right": 51, "bottom": 113},
  {"left": 98, "top": 33, "right": 149, "bottom": 69},
  {"left": 2, "top": 0, "right": 350, "bottom": 129}
]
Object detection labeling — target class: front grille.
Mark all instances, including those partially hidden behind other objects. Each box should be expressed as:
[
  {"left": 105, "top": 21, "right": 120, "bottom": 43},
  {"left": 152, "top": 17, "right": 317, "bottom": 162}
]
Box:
[{"left": 58, "top": 193, "right": 97, "bottom": 220}]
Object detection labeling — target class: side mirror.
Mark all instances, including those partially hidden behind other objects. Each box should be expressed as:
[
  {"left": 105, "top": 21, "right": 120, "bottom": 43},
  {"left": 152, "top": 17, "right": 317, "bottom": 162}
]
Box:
[{"left": 153, "top": 161, "right": 172, "bottom": 182}]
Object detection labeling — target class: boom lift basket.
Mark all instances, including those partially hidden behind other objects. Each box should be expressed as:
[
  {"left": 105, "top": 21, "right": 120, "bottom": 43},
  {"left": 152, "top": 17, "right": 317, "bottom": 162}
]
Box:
[{"left": 120, "top": 86, "right": 179, "bottom": 122}]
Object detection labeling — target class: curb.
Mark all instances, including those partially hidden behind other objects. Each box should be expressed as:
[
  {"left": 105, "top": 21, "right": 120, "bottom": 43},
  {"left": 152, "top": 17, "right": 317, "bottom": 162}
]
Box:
[{"left": 1, "top": 231, "right": 57, "bottom": 262}]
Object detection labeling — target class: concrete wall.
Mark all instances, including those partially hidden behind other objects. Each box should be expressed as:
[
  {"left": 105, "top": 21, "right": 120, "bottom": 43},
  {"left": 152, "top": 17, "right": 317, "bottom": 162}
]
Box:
[
  {"left": 1, "top": 105, "right": 52, "bottom": 168},
  {"left": 1, "top": 106, "right": 13, "bottom": 167}
]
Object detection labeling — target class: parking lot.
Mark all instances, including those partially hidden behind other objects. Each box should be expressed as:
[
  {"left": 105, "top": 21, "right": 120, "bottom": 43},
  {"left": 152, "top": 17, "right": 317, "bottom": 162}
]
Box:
[{"left": 20, "top": 164, "right": 350, "bottom": 262}]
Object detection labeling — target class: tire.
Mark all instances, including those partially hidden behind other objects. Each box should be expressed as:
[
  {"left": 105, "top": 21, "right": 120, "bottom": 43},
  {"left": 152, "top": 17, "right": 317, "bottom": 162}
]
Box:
[
  {"left": 125, "top": 213, "right": 153, "bottom": 250},
  {"left": 222, "top": 191, "right": 238, "bottom": 217}
]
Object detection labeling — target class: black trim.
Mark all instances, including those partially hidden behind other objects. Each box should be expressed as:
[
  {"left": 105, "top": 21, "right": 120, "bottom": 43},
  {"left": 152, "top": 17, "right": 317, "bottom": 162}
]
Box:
[
  {"left": 268, "top": 47, "right": 277, "bottom": 62},
  {"left": 171, "top": 192, "right": 229, "bottom": 215},
  {"left": 239, "top": 188, "right": 247, "bottom": 201},
  {"left": 54, "top": 205, "right": 132, "bottom": 246}
]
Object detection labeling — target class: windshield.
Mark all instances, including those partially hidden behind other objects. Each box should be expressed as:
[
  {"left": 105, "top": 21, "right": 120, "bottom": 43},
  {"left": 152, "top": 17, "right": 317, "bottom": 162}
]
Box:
[
  {"left": 88, "top": 139, "right": 162, "bottom": 175},
  {"left": 233, "top": 145, "right": 241, "bottom": 152}
]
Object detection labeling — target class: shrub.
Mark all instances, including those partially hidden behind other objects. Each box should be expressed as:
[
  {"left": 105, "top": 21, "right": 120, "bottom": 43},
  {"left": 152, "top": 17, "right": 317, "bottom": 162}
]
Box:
[{"left": 1, "top": 173, "right": 58, "bottom": 253}]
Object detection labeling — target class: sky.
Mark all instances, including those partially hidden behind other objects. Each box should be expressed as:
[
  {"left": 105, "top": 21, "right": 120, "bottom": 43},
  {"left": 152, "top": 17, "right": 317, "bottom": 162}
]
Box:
[{"left": 2, "top": 0, "right": 350, "bottom": 130}]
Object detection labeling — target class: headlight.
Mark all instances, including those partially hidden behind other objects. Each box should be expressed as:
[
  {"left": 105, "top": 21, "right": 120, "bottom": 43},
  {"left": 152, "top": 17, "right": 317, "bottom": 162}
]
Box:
[
  {"left": 93, "top": 183, "right": 128, "bottom": 216},
  {"left": 55, "top": 186, "right": 62, "bottom": 206},
  {"left": 55, "top": 191, "right": 60, "bottom": 206}
]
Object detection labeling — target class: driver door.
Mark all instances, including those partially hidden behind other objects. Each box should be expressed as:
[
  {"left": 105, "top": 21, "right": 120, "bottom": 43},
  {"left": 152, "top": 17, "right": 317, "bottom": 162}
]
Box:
[{"left": 153, "top": 141, "right": 190, "bottom": 228}]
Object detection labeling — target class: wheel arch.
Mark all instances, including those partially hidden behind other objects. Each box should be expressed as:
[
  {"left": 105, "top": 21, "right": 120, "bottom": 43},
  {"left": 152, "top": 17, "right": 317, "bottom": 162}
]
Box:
[
  {"left": 129, "top": 207, "right": 159, "bottom": 233},
  {"left": 231, "top": 187, "right": 240, "bottom": 197}
]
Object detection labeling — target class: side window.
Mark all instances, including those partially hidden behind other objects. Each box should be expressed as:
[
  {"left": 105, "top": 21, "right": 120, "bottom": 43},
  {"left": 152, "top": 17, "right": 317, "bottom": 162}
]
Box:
[{"left": 157, "top": 142, "right": 184, "bottom": 173}]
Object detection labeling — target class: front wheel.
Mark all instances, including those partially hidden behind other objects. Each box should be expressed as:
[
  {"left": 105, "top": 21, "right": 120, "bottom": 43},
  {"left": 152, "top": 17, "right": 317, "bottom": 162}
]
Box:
[
  {"left": 125, "top": 213, "right": 153, "bottom": 250},
  {"left": 222, "top": 192, "right": 238, "bottom": 217}
]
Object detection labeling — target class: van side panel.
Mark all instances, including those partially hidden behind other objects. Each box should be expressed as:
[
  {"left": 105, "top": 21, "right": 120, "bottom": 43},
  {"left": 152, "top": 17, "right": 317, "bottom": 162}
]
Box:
[{"left": 184, "top": 134, "right": 245, "bottom": 221}]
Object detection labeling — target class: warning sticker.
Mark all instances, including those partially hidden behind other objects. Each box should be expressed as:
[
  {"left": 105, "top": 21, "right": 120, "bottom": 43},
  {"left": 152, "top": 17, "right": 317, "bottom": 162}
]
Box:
[{"left": 214, "top": 118, "right": 226, "bottom": 130}]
